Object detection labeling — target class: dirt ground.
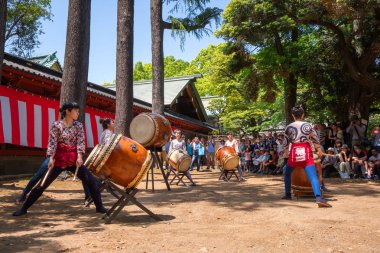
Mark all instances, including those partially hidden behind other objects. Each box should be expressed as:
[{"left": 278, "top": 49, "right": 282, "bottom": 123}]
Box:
[{"left": 1, "top": 169, "right": 380, "bottom": 253}]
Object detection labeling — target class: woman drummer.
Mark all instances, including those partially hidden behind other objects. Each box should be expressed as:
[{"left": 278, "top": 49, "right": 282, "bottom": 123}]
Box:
[
  {"left": 99, "top": 118, "right": 115, "bottom": 145},
  {"left": 168, "top": 129, "right": 196, "bottom": 186},
  {"left": 13, "top": 102, "right": 107, "bottom": 216},
  {"left": 83, "top": 117, "right": 115, "bottom": 203},
  {"left": 282, "top": 106, "right": 331, "bottom": 207}
]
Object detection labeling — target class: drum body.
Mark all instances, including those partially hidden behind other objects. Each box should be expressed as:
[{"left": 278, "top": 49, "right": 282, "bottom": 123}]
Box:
[
  {"left": 130, "top": 113, "right": 172, "bottom": 147},
  {"left": 291, "top": 155, "right": 323, "bottom": 196},
  {"left": 168, "top": 149, "right": 191, "bottom": 172},
  {"left": 215, "top": 146, "right": 239, "bottom": 170},
  {"left": 85, "top": 134, "right": 153, "bottom": 189}
]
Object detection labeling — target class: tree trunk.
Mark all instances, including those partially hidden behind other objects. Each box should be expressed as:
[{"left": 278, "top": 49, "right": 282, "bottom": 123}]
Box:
[
  {"left": 150, "top": 0, "right": 164, "bottom": 115},
  {"left": 60, "top": 0, "right": 91, "bottom": 123},
  {"left": 115, "top": 0, "right": 134, "bottom": 136},
  {"left": 284, "top": 73, "right": 297, "bottom": 125},
  {"left": 0, "top": 0, "right": 7, "bottom": 84},
  {"left": 348, "top": 82, "right": 374, "bottom": 131}
]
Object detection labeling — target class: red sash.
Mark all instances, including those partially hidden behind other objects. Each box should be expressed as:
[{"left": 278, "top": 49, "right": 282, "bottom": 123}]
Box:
[
  {"left": 54, "top": 143, "right": 77, "bottom": 168},
  {"left": 288, "top": 142, "right": 314, "bottom": 167}
]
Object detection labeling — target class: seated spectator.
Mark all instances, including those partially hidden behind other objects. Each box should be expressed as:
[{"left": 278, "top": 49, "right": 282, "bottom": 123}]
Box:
[
  {"left": 367, "top": 148, "right": 380, "bottom": 180},
  {"left": 338, "top": 144, "right": 352, "bottom": 178},
  {"left": 257, "top": 149, "right": 270, "bottom": 174},
  {"left": 251, "top": 149, "right": 261, "bottom": 173},
  {"left": 266, "top": 149, "right": 278, "bottom": 174},
  {"left": 322, "top": 147, "right": 338, "bottom": 178},
  {"left": 351, "top": 144, "right": 368, "bottom": 178}
]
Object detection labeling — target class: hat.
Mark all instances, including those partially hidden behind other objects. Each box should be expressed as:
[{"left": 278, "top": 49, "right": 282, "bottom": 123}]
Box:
[
  {"left": 254, "top": 149, "right": 259, "bottom": 152},
  {"left": 342, "top": 144, "right": 348, "bottom": 149},
  {"left": 226, "top": 132, "right": 232, "bottom": 136},
  {"left": 327, "top": 147, "right": 334, "bottom": 152}
]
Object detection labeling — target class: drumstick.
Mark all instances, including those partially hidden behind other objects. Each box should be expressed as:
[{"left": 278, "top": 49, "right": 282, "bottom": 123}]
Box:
[
  {"left": 41, "top": 168, "right": 52, "bottom": 187},
  {"left": 73, "top": 166, "right": 80, "bottom": 181}
]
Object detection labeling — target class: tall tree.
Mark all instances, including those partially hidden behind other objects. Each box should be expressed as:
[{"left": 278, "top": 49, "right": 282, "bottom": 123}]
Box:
[
  {"left": 150, "top": 0, "right": 164, "bottom": 114},
  {"left": 115, "top": 0, "right": 134, "bottom": 136},
  {"left": 60, "top": 0, "right": 91, "bottom": 122},
  {"left": 5, "top": 0, "right": 52, "bottom": 57},
  {"left": 294, "top": 0, "right": 380, "bottom": 122},
  {"left": 0, "top": 0, "right": 7, "bottom": 84},
  {"left": 150, "top": 0, "right": 221, "bottom": 114}
]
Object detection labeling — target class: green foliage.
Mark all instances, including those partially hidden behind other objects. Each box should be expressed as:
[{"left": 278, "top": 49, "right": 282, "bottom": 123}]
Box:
[
  {"left": 5, "top": 0, "right": 52, "bottom": 57},
  {"left": 163, "top": 0, "right": 222, "bottom": 49}
]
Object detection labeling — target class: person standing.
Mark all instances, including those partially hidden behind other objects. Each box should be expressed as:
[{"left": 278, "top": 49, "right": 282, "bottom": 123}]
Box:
[
  {"left": 282, "top": 106, "right": 331, "bottom": 207},
  {"left": 13, "top": 102, "right": 107, "bottom": 216},
  {"left": 168, "top": 129, "right": 196, "bottom": 185},
  {"left": 225, "top": 132, "right": 246, "bottom": 181},
  {"left": 206, "top": 136, "right": 215, "bottom": 170},
  {"left": 346, "top": 115, "right": 365, "bottom": 149},
  {"left": 189, "top": 137, "right": 202, "bottom": 171}
]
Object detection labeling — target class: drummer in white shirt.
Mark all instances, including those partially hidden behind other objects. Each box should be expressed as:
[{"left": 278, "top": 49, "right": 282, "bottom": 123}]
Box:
[
  {"left": 225, "top": 132, "right": 246, "bottom": 181},
  {"left": 168, "top": 129, "right": 196, "bottom": 186}
]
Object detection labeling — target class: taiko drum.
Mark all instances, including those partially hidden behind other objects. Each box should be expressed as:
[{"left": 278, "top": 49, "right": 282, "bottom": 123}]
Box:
[
  {"left": 291, "top": 154, "right": 323, "bottom": 196},
  {"left": 130, "top": 113, "right": 172, "bottom": 147},
  {"left": 215, "top": 146, "right": 239, "bottom": 170},
  {"left": 168, "top": 149, "right": 192, "bottom": 172},
  {"left": 85, "top": 134, "right": 153, "bottom": 189}
]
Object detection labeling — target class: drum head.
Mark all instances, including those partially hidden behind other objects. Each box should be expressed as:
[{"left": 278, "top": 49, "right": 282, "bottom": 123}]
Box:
[
  {"left": 92, "top": 134, "right": 122, "bottom": 174},
  {"left": 130, "top": 114, "right": 155, "bottom": 145},
  {"left": 178, "top": 156, "right": 191, "bottom": 172},
  {"left": 84, "top": 144, "right": 101, "bottom": 169},
  {"left": 223, "top": 156, "right": 239, "bottom": 170}
]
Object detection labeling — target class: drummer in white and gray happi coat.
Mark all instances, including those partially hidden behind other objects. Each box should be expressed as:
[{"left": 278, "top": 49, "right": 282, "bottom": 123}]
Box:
[{"left": 168, "top": 129, "right": 197, "bottom": 186}]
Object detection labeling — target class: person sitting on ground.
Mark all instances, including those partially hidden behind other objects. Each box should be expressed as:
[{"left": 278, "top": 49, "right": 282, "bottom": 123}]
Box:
[
  {"left": 351, "top": 144, "right": 368, "bottom": 178},
  {"left": 367, "top": 148, "right": 380, "bottom": 180},
  {"left": 251, "top": 149, "right": 261, "bottom": 173},
  {"left": 321, "top": 147, "right": 339, "bottom": 178},
  {"left": 338, "top": 144, "right": 352, "bottom": 178},
  {"left": 267, "top": 149, "right": 278, "bottom": 175}
]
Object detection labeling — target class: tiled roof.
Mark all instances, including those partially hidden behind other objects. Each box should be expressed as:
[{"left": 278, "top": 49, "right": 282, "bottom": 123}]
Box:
[{"left": 2, "top": 53, "right": 215, "bottom": 131}]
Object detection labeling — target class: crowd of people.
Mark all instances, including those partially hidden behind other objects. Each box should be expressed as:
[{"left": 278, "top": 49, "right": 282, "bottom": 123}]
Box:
[
  {"left": 177, "top": 119, "right": 380, "bottom": 181},
  {"left": 12, "top": 101, "right": 380, "bottom": 216}
]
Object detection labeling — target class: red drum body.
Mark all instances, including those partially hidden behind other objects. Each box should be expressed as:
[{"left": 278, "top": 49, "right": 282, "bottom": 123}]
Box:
[
  {"left": 215, "top": 146, "right": 239, "bottom": 171},
  {"left": 85, "top": 134, "right": 153, "bottom": 189},
  {"left": 130, "top": 113, "right": 172, "bottom": 147},
  {"left": 291, "top": 154, "right": 323, "bottom": 196},
  {"left": 168, "top": 149, "right": 191, "bottom": 172}
]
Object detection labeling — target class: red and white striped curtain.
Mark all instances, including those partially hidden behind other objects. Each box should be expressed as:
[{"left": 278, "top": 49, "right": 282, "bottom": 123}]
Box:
[{"left": 0, "top": 86, "right": 114, "bottom": 148}]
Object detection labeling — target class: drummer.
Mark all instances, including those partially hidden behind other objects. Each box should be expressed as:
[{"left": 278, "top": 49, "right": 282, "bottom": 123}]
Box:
[
  {"left": 282, "top": 105, "right": 331, "bottom": 207},
  {"left": 13, "top": 102, "right": 107, "bottom": 216},
  {"left": 83, "top": 117, "right": 115, "bottom": 203},
  {"left": 225, "top": 132, "right": 246, "bottom": 181},
  {"left": 168, "top": 129, "right": 196, "bottom": 186}
]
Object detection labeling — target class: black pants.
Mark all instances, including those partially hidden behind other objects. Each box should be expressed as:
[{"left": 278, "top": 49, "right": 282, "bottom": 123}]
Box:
[{"left": 19, "top": 165, "right": 104, "bottom": 212}]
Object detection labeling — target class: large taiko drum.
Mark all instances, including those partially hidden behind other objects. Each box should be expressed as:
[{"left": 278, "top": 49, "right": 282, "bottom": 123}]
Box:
[
  {"left": 85, "top": 134, "right": 153, "bottom": 189},
  {"left": 291, "top": 154, "right": 323, "bottom": 196},
  {"left": 168, "top": 149, "right": 192, "bottom": 172},
  {"left": 215, "top": 146, "right": 239, "bottom": 170},
  {"left": 130, "top": 113, "right": 172, "bottom": 147}
]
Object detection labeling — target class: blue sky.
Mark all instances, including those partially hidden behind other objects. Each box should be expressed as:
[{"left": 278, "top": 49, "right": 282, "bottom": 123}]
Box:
[{"left": 27, "top": 0, "right": 230, "bottom": 84}]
